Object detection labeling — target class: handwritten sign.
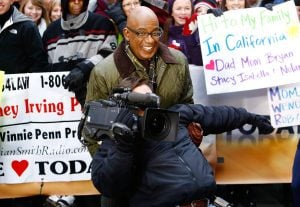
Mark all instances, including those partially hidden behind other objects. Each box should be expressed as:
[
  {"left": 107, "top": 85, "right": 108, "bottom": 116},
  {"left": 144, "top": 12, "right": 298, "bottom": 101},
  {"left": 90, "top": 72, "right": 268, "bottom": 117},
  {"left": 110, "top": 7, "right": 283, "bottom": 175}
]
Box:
[
  {"left": 198, "top": 1, "right": 300, "bottom": 94},
  {"left": 268, "top": 83, "right": 300, "bottom": 128},
  {"left": 0, "top": 72, "right": 92, "bottom": 184}
]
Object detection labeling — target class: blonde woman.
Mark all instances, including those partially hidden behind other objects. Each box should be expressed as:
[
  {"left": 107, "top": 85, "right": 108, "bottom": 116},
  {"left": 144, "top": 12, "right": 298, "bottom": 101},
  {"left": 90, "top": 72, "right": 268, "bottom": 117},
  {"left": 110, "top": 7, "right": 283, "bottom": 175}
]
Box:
[
  {"left": 48, "top": 0, "right": 61, "bottom": 22},
  {"left": 20, "top": 0, "right": 50, "bottom": 36}
]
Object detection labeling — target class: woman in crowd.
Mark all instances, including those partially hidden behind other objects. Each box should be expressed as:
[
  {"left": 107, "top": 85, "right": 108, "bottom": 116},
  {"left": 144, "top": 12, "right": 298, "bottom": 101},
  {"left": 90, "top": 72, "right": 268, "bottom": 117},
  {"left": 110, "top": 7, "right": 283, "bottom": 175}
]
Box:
[
  {"left": 161, "top": 0, "right": 218, "bottom": 66},
  {"left": 48, "top": 0, "right": 61, "bottom": 22},
  {"left": 19, "top": 0, "right": 50, "bottom": 36},
  {"left": 220, "top": 0, "right": 250, "bottom": 11}
]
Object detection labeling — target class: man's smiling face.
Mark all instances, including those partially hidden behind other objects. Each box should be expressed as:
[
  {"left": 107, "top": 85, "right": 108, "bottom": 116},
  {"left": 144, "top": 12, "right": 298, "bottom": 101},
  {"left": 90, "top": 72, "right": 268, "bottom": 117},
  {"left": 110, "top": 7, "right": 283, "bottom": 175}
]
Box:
[{"left": 124, "top": 7, "right": 161, "bottom": 60}]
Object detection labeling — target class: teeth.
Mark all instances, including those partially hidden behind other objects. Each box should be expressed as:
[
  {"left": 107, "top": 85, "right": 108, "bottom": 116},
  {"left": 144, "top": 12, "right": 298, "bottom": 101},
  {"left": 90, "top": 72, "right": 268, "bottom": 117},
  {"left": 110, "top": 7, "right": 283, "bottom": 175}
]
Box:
[{"left": 144, "top": 47, "right": 152, "bottom": 51}]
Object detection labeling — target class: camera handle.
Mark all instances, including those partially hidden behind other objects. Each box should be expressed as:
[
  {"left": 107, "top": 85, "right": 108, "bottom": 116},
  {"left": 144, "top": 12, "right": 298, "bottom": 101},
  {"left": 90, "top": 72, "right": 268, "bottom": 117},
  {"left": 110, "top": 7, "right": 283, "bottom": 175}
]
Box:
[{"left": 111, "top": 123, "right": 134, "bottom": 138}]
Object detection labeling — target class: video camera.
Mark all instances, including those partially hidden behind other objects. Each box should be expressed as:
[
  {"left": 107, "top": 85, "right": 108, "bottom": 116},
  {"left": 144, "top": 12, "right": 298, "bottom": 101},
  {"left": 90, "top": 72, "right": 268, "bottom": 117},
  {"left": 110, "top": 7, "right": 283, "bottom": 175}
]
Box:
[{"left": 78, "top": 88, "right": 179, "bottom": 144}]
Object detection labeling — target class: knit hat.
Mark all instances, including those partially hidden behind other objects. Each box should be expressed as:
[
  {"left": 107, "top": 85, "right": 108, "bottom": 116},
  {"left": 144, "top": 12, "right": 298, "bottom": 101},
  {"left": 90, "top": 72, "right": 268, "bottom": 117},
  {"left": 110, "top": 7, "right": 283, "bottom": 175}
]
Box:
[
  {"left": 193, "top": 0, "right": 217, "bottom": 10},
  {"left": 295, "top": 0, "right": 300, "bottom": 6}
]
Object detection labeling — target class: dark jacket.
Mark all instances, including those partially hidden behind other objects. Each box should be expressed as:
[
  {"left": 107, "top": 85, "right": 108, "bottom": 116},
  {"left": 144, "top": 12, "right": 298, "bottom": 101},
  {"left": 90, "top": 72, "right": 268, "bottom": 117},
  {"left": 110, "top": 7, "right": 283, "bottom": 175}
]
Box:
[
  {"left": 91, "top": 104, "right": 253, "bottom": 206},
  {"left": 168, "top": 25, "right": 203, "bottom": 66},
  {"left": 0, "top": 7, "right": 48, "bottom": 74}
]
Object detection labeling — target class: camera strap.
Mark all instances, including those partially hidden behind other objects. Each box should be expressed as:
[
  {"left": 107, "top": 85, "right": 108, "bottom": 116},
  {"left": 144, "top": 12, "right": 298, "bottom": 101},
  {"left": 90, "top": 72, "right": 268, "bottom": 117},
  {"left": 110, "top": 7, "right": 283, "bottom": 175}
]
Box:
[{"left": 148, "top": 55, "right": 158, "bottom": 93}]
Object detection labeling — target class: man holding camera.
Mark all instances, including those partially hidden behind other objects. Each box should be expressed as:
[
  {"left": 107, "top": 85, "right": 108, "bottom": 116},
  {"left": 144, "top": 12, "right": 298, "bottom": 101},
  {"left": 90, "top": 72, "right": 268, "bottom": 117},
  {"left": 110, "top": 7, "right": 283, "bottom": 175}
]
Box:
[{"left": 90, "top": 76, "right": 274, "bottom": 207}]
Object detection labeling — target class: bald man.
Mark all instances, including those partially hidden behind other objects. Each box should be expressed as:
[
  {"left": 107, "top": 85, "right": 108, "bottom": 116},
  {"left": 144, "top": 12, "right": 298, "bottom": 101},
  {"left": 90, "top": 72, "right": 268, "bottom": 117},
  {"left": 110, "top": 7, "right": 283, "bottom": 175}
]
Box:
[{"left": 84, "top": 6, "right": 194, "bottom": 207}]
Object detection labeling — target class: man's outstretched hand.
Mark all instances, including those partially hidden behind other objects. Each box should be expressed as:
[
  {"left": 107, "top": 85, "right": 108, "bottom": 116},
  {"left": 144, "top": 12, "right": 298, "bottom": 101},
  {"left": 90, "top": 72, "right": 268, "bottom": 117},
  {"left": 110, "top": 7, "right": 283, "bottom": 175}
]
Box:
[{"left": 247, "top": 114, "right": 274, "bottom": 134}]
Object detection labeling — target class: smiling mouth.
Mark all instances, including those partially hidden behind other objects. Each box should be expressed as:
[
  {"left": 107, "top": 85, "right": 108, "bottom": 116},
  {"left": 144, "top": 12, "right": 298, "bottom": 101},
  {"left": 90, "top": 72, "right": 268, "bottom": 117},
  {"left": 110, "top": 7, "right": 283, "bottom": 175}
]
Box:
[{"left": 143, "top": 46, "right": 153, "bottom": 52}]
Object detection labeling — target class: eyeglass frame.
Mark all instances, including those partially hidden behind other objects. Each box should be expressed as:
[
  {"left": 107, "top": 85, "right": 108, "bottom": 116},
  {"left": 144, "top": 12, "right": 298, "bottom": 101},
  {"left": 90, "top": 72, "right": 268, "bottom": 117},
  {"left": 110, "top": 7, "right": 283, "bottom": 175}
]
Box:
[
  {"left": 126, "top": 26, "right": 163, "bottom": 39},
  {"left": 122, "top": 1, "right": 140, "bottom": 8}
]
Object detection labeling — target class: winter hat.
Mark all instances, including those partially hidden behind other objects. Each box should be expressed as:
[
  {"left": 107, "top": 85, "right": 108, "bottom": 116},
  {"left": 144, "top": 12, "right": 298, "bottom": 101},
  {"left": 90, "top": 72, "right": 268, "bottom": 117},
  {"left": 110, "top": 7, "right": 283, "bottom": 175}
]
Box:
[
  {"left": 193, "top": 0, "right": 217, "bottom": 11},
  {"left": 295, "top": 0, "right": 300, "bottom": 6}
]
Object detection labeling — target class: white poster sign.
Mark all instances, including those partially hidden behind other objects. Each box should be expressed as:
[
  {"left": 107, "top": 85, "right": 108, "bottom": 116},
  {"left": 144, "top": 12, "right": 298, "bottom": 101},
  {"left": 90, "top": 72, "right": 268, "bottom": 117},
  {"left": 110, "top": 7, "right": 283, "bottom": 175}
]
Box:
[
  {"left": 198, "top": 1, "right": 300, "bottom": 94},
  {"left": 0, "top": 72, "right": 92, "bottom": 184},
  {"left": 268, "top": 83, "right": 300, "bottom": 128}
]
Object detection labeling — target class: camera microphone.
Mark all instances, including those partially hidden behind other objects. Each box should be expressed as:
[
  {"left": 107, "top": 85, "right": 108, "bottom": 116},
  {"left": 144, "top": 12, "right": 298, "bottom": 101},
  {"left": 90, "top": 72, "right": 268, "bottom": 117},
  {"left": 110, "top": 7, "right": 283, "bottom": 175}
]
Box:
[{"left": 114, "top": 92, "right": 160, "bottom": 108}]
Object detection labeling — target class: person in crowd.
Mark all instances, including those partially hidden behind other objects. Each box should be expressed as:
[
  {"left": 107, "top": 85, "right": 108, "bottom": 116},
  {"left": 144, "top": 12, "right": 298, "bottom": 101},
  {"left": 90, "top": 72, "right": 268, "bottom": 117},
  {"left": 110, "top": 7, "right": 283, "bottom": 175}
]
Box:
[
  {"left": 220, "top": 0, "right": 250, "bottom": 11},
  {"left": 19, "top": 0, "right": 50, "bottom": 36},
  {"left": 161, "top": 0, "right": 221, "bottom": 66},
  {"left": 91, "top": 76, "right": 274, "bottom": 207},
  {"left": 42, "top": 0, "right": 117, "bottom": 107},
  {"left": 291, "top": 1, "right": 300, "bottom": 206},
  {"left": 194, "top": 0, "right": 219, "bottom": 15},
  {"left": 0, "top": 0, "right": 48, "bottom": 74},
  {"left": 92, "top": 0, "right": 134, "bottom": 38},
  {"left": 48, "top": 0, "right": 61, "bottom": 22},
  {"left": 84, "top": 5, "right": 194, "bottom": 206},
  {"left": 94, "top": 0, "right": 141, "bottom": 42}
]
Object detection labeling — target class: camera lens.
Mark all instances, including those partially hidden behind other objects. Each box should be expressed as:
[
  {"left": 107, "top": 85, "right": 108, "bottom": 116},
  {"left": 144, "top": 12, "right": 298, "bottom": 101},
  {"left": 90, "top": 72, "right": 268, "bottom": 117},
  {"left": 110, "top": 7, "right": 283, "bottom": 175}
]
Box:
[{"left": 145, "top": 113, "right": 170, "bottom": 139}]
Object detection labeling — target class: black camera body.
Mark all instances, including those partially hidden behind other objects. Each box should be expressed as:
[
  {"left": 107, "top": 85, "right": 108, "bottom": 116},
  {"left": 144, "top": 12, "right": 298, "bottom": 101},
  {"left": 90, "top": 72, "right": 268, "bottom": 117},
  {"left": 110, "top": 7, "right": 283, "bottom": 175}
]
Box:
[{"left": 78, "top": 91, "right": 179, "bottom": 143}]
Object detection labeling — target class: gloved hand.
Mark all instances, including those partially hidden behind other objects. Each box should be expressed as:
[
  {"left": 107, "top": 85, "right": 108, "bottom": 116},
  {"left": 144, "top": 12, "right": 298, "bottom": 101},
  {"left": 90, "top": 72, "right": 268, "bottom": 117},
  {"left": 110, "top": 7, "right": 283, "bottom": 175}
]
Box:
[
  {"left": 247, "top": 113, "right": 274, "bottom": 134},
  {"left": 64, "top": 67, "right": 84, "bottom": 92},
  {"left": 114, "top": 109, "right": 136, "bottom": 152},
  {"left": 207, "top": 8, "right": 223, "bottom": 17},
  {"left": 264, "top": 3, "right": 274, "bottom": 10}
]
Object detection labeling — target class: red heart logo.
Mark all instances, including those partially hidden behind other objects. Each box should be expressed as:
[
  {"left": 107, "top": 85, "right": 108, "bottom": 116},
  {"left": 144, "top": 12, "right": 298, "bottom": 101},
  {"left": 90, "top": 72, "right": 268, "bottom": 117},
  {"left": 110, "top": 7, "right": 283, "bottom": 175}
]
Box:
[
  {"left": 205, "top": 60, "right": 215, "bottom": 70},
  {"left": 11, "top": 160, "right": 29, "bottom": 176}
]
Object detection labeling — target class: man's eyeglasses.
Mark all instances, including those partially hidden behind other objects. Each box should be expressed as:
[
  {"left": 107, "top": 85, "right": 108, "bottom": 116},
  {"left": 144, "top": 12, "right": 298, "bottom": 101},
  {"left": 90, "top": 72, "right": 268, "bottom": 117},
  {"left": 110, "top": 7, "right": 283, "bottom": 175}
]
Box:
[
  {"left": 126, "top": 27, "right": 163, "bottom": 39},
  {"left": 122, "top": 1, "right": 140, "bottom": 8}
]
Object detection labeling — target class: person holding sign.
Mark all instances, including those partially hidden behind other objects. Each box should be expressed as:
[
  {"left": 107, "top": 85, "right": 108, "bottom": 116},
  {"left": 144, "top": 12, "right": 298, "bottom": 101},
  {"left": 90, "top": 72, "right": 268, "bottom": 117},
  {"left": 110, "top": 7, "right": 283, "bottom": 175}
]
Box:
[{"left": 91, "top": 76, "right": 274, "bottom": 207}]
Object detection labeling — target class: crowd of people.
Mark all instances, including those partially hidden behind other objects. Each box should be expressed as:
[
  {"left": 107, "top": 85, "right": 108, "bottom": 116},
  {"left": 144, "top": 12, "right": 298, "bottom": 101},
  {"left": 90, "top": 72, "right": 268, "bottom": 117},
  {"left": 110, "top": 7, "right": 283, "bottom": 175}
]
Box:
[{"left": 0, "top": 0, "right": 300, "bottom": 206}]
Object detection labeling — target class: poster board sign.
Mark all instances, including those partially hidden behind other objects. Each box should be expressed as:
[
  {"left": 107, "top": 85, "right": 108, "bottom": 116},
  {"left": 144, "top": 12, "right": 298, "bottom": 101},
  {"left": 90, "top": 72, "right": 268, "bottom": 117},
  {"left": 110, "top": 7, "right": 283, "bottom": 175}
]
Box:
[
  {"left": 268, "top": 83, "right": 300, "bottom": 128},
  {"left": 0, "top": 72, "right": 92, "bottom": 184},
  {"left": 198, "top": 1, "right": 300, "bottom": 94},
  {"left": 189, "top": 65, "right": 297, "bottom": 184}
]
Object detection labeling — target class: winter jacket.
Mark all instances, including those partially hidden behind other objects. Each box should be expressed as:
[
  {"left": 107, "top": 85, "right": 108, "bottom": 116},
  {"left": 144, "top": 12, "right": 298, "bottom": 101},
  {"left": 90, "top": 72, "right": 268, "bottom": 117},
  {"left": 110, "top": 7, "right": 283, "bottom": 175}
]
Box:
[
  {"left": 91, "top": 104, "right": 254, "bottom": 206},
  {"left": 42, "top": 10, "right": 117, "bottom": 73},
  {"left": 86, "top": 41, "right": 194, "bottom": 109},
  {"left": 0, "top": 7, "right": 48, "bottom": 74},
  {"left": 168, "top": 25, "right": 203, "bottom": 66}
]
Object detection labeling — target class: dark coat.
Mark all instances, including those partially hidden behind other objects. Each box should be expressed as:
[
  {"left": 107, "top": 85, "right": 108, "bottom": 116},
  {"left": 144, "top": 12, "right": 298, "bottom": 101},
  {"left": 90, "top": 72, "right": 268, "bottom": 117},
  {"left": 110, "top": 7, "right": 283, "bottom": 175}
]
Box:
[
  {"left": 91, "top": 104, "right": 252, "bottom": 206},
  {"left": 0, "top": 7, "right": 48, "bottom": 74}
]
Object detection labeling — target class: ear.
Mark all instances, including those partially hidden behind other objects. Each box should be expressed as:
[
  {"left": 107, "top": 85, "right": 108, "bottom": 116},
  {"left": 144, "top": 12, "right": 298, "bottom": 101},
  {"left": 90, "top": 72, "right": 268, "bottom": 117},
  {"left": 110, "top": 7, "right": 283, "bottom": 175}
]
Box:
[{"left": 123, "top": 27, "right": 130, "bottom": 42}]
